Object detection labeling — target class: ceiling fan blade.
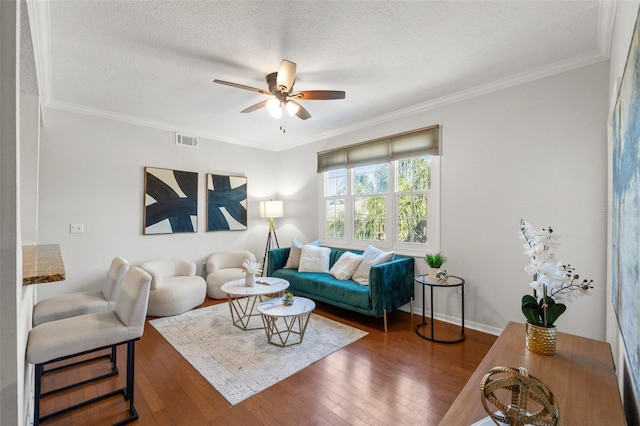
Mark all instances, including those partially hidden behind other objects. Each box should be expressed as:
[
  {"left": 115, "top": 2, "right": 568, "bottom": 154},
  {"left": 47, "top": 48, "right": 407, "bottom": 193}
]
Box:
[
  {"left": 290, "top": 101, "right": 311, "bottom": 120},
  {"left": 240, "top": 100, "right": 268, "bottom": 113},
  {"left": 292, "top": 90, "right": 346, "bottom": 100},
  {"left": 213, "top": 79, "right": 271, "bottom": 95},
  {"left": 276, "top": 60, "right": 297, "bottom": 93}
]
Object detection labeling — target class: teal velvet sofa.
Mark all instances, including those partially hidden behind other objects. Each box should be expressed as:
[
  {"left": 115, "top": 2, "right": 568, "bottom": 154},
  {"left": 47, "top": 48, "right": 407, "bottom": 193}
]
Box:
[{"left": 267, "top": 247, "right": 414, "bottom": 331}]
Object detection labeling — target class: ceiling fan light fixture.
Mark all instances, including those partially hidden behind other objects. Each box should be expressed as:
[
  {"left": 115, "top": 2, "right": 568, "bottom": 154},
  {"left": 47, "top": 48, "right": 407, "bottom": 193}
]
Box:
[
  {"left": 269, "top": 108, "right": 282, "bottom": 119},
  {"left": 266, "top": 98, "right": 282, "bottom": 118},
  {"left": 266, "top": 98, "right": 280, "bottom": 111},
  {"left": 214, "top": 58, "right": 345, "bottom": 127},
  {"left": 285, "top": 101, "right": 299, "bottom": 116}
]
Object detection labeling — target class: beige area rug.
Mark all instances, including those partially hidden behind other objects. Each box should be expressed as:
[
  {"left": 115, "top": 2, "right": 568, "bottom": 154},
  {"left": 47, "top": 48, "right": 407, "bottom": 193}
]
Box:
[{"left": 149, "top": 303, "right": 368, "bottom": 406}]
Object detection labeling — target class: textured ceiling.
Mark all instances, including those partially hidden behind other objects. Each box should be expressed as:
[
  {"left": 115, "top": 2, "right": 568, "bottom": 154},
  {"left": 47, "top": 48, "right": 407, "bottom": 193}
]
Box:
[{"left": 26, "top": 1, "right": 613, "bottom": 151}]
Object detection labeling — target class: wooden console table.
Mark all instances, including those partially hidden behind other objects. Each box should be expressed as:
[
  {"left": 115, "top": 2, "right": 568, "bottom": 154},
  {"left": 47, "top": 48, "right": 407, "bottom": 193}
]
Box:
[{"left": 440, "top": 321, "right": 625, "bottom": 425}]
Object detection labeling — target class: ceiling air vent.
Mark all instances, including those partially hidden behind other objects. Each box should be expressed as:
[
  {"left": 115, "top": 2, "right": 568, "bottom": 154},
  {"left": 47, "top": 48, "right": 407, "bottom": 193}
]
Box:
[{"left": 175, "top": 133, "right": 199, "bottom": 148}]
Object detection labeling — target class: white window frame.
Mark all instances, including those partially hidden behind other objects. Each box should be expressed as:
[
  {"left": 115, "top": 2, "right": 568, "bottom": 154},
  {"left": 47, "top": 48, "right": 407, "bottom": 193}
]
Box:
[{"left": 319, "top": 156, "right": 440, "bottom": 257}]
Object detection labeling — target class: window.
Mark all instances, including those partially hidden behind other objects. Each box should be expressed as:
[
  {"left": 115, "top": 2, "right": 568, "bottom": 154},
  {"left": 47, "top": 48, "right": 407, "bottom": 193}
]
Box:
[
  {"left": 321, "top": 155, "right": 439, "bottom": 253},
  {"left": 317, "top": 125, "right": 441, "bottom": 254},
  {"left": 324, "top": 169, "right": 346, "bottom": 238},
  {"left": 396, "top": 156, "right": 430, "bottom": 244}
]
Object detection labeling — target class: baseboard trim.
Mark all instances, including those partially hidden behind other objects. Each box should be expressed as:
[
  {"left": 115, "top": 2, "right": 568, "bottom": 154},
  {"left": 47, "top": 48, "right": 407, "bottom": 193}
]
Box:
[{"left": 398, "top": 305, "right": 503, "bottom": 336}]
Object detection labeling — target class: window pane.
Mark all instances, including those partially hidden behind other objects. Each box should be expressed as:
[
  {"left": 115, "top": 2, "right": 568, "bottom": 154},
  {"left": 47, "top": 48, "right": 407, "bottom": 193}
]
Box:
[
  {"left": 325, "top": 199, "right": 345, "bottom": 238},
  {"left": 353, "top": 164, "right": 389, "bottom": 195},
  {"left": 397, "top": 156, "right": 430, "bottom": 192},
  {"left": 322, "top": 153, "right": 435, "bottom": 247},
  {"left": 354, "top": 196, "right": 386, "bottom": 240},
  {"left": 397, "top": 194, "right": 427, "bottom": 243},
  {"left": 325, "top": 169, "right": 347, "bottom": 197}
]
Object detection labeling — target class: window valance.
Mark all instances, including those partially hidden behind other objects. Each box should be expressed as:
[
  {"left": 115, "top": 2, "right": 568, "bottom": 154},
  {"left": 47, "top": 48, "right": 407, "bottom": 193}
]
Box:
[{"left": 317, "top": 125, "right": 440, "bottom": 173}]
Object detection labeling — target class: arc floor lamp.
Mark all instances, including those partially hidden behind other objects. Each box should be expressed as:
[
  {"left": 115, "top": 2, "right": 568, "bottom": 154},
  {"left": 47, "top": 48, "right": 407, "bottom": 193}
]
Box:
[{"left": 260, "top": 200, "right": 284, "bottom": 276}]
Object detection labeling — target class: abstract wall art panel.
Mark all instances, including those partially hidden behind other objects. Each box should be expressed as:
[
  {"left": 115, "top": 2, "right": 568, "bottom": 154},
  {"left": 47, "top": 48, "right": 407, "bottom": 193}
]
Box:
[
  {"left": 207, "top": 174, "right": 247, "bottom": 231},
  {"left": 612, "top": 9, "right": 640, "bottom": 398},
  {"left": 144, "top": 167, "right": 198, "bottom": 234}
]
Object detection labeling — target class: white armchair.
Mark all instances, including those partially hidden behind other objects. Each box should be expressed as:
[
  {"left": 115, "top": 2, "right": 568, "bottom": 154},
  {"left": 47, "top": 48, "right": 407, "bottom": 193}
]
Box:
[
  {"left": 139, "top": 258, "right": 206, "bottom": 317},
  {"left": 206, "top": 250, "right": 256, "bottom": 299},
  {"left": 33, "top": 256, "right": 129, "bottom": 326}
]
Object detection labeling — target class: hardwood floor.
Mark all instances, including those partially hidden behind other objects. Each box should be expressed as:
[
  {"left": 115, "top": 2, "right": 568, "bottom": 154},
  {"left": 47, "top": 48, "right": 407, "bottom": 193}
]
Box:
[{"left": 37, "top": 298, "right": 496, "bottom": 425}]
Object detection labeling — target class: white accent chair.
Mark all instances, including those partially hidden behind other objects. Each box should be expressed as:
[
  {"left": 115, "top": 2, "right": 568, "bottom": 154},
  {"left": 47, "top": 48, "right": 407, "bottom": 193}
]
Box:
[
  {"left": 33, "top": 256, "right": 129, "bottom": 326},
  {"left": 26, "top": 266, "right": 152, "bottom": 425},
  {"left": 206, "top": 250, "right": 256, "bottom": 299},
  {"left": 139, "top": 258, "right": 206, "bottom": 317}
]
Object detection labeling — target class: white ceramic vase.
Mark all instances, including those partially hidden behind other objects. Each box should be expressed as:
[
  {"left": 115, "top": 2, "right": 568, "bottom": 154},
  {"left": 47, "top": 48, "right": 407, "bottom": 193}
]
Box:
[
  {"left": 428, "top": 268, "right": 440, "bottom": 280},
  {"left": 245, "top": 273, "right": 256, "bottom": 287}
]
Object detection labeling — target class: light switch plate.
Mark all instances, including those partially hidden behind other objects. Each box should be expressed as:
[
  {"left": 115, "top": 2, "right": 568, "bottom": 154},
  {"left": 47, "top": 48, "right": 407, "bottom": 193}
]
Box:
[{"left": 69, "top": 224, "right": 84, "bottom": 234}]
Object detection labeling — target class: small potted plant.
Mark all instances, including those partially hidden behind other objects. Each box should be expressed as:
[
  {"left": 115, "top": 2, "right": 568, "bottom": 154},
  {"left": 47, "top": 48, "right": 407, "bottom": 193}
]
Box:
[
  {"left": 281, "top": 291, "right": 295, "bottom": 306},
  {"left": 425, "top": 252, "right": 447, "bottom": 279}
]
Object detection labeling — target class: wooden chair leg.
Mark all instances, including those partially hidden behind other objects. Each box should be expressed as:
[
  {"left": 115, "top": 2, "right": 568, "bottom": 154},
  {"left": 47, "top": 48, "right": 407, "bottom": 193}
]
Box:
[{"left": 384, "top": 309, "right": 388, "bottom": 333}]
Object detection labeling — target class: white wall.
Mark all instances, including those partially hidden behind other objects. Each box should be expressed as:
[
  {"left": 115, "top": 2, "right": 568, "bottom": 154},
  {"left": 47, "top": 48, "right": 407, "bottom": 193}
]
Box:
[
  {"left": 0, "top": 2, "right": 19, "bottom": 424},
  {"left": 37, "top": 108, "right": 282, "bottom": 299},
  {"left": 18, "top": 94, "right": 38, "bottom": 426},
  {"left": 304, "top": 61, "right": 610, "bottom": 339},
  {"left": 20, "top": 94, "right": 38, "bottom": 245},
  {"left": 36, "top": 60, "right": 609, "bottom": 341},
  {"left": 0, "top": 2, "right": 31, "bottom": 426},
  {"left": 38, "top": 61, "right": 609, "bottom": 339}
]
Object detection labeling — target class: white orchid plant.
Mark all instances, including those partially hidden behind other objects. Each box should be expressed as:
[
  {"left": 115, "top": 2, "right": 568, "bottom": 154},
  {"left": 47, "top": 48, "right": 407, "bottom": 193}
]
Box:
[
  {"left": 242, "top": 259, "right": 262, "bottom": 275},
  {"left": 519, "top": 220, "right": 594, "bottom": 328}
]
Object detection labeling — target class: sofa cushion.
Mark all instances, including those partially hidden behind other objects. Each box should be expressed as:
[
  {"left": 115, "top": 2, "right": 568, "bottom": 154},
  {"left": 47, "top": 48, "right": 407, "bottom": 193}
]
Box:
[
  {"left": 352, "top": 245, "right": 395, "bottom": 285},
  {"left": 284, "top": 239, "right": 321, "bottom": 269},
  {"left": 329, "top": 251, "right": 363, "bottom": 280},
  {"left": 298, "top": 245, "right": 331, "bottom": 273},
  {"left": 272, "top": 269, "right": 371, "bottom": 311}
]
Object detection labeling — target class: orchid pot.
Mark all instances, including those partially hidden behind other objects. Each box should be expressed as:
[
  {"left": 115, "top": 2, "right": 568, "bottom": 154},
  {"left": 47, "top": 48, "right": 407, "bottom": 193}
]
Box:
[{"left": 518, "top": 220, "right": 595, "bottom": 355}]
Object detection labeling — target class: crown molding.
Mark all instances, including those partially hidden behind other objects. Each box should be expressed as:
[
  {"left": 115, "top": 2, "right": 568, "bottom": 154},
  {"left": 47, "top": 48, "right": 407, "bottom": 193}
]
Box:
[
  {"left": 283, "top": 50, "right": 610, "bottom": 151},
  {"left": 45, "top": 99, "right": 274, "bottom": 150},
  {"left": 598, "top": 0, "right": 616, "bottom": 59},
  {"left": 26, "top": 0, "right": 52, "bottom": 107},
  {"left": 42, "top": 48, "right": 609, "bottom": 154},
  {"left": 32, "top": 0, "right": 613, "bottom": 153}
]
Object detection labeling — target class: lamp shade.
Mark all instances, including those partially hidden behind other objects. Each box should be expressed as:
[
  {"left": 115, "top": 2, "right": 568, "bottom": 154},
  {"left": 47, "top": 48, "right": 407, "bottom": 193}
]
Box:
[{"left": 259, "top": 200, "right": 284, "bottom": 218}]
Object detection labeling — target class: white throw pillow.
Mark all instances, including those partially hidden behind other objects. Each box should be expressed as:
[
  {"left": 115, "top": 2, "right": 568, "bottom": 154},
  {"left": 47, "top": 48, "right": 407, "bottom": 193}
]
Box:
[
  {"left": 329, "top": 252, "right": 363, "bottom": 280},
  {"left": 284, "top": 239, "right": 320, "bottom": 269},
  {"left": 352, "top": 245, "right": 395, "bottom": 285},
  {"left": 298, "top": 245, "right": 331, "bottom": 273}
]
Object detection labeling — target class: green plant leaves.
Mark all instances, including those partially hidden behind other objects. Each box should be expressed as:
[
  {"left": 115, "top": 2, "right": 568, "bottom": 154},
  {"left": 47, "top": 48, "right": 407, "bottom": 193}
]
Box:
[
  {"left": 521, "top": 295, "right": 540, "bottom": 325},
  {"left": 425, "top": 253, "right": 447, "bottom": 268},
  {"left": 544, "top": 297, "right": 566, "bottom": 326},
  {"left": 521, "top": 294, "right": 566, "bottom": 327}
]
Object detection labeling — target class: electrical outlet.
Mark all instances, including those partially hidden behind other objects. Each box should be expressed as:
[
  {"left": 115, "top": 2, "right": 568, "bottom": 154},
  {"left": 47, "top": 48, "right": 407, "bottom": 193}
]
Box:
[{"left": 69, "top": 224, "right": 84, "bottom": 234}]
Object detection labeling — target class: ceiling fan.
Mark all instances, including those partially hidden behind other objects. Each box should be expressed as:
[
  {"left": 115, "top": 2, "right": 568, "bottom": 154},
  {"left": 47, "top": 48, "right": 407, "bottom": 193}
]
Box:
[{"left": 213, "top": 59, "right": 346, "bottom": 122}]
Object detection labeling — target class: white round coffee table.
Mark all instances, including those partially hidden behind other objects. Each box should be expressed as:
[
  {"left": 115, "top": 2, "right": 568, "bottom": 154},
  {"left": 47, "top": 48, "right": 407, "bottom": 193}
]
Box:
[
  {"left": 257, "top": 296, "right": 316, "bottom": 347},
  {"left": 220, "top": 277, "right": 289, "bottom": 331}
]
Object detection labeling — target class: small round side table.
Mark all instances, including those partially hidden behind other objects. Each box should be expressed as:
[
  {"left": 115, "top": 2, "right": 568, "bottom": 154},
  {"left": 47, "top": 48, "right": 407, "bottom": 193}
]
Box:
[{"left": 414, "top": 274, "right": 465, "bottom": 343}]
